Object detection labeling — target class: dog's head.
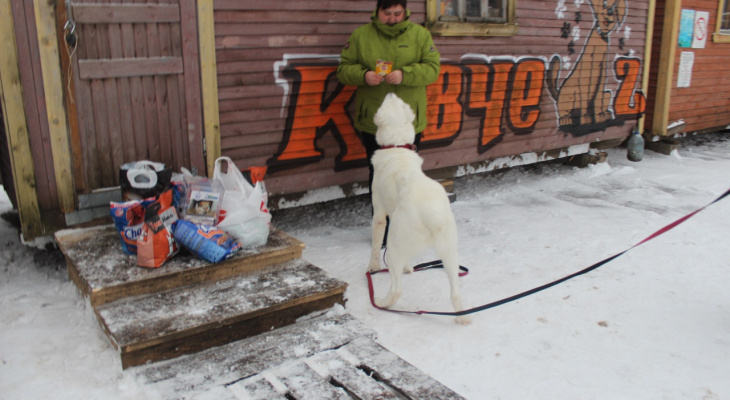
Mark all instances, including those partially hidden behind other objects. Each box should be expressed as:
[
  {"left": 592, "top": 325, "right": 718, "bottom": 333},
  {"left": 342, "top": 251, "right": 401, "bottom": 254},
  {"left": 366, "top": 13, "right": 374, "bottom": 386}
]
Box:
[{"left": 374, "top": 93, "right": 416, "bottom": 147}]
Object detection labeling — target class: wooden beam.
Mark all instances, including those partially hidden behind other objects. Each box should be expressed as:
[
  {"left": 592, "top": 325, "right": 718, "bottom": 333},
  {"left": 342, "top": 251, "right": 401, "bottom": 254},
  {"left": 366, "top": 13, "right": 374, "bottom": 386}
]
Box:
[
  {"left": 71, "top": 4, "right": 180, "bottom": 24},
  {"left": 638, "top": 0, "right": 656, "bottom": 134},
  {"left": 198, "top": 1, "right": 221, "bottom": 177},
  {"left": 34, "top": 0, "right": 75, "bottom": 213},
  {"left": 652, "top": 0, "right": 682, "bottom": 136},
  {"left": 179, "top": 0, "right": 205, "bottom": 175},
  {"left": 0, "top": 0, "right": 43, "bottom": 239},
  {"left": 78, "top": 57, "right": 184, "bottom": 79}
]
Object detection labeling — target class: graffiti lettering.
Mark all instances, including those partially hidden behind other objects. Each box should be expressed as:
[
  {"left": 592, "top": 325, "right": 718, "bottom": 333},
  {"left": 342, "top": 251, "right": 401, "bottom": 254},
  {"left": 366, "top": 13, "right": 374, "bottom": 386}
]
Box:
[
  {"left": 269, "top": 65, "right": 363, "bottom": 169},
  {"left": 613, "top": 57, "right": 646, "bottom": 117},
  {"left": 269, "top": 55, "right": 645, "bottom": 170},
  {"left": 423, "top": 64, "right": 464, "bottom": 145}
]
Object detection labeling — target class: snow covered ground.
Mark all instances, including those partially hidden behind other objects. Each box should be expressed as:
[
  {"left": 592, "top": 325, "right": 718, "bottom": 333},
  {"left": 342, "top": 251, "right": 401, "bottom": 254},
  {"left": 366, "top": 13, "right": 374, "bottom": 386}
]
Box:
[{"left": 2, "top": 132, "right": 729, "bottom": 399}]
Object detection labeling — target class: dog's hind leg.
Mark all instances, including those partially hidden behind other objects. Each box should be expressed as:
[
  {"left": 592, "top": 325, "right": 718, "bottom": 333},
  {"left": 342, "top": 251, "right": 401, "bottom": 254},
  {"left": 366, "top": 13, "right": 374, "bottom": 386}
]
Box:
[
  {"left": 437, "top": 239, "right": 472, "bottom": 325},
  {"left": 368, "top": 210, "right": 388, "bottom": 273},
  {"left": 376, "top": 246, "right": 408, "bottom": 308}
]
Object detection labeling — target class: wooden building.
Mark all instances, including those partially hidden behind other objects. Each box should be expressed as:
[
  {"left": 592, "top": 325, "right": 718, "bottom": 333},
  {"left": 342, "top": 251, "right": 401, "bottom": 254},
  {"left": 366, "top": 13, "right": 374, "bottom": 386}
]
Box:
[
  {"left": 644, "top": 0, "right": 730, "bottom": 137},
  {"left": 2, "top": 0, "right": 724, "bottom": 241}
]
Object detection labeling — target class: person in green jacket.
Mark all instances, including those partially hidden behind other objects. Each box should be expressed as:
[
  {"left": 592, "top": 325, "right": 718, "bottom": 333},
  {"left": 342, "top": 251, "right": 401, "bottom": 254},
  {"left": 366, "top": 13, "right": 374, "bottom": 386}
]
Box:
[{"left": 337, "top": 0, "right": 440, "bottom": 190}]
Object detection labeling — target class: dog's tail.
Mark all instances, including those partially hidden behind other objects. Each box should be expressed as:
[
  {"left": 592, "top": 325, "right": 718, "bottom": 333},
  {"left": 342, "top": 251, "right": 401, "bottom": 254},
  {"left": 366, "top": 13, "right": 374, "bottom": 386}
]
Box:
[{"left": 545, "top": 55, "right": 562, "bottom": 100}]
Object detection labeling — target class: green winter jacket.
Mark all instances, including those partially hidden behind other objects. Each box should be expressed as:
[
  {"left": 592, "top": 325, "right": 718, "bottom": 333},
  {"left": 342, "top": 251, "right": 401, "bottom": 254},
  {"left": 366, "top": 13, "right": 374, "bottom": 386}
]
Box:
[{"left": 337, "top": 9, "right": 440, "bottom": 135}]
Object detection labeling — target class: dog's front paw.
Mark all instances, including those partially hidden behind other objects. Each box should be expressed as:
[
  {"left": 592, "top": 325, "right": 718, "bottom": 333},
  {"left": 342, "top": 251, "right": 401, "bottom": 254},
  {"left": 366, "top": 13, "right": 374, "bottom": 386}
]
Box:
[
  {"left": 403, "top": 264, "right": 413, "bottom": 274},
  {"left": 455, "top": 315, "right": 472, "bottom": 325}
]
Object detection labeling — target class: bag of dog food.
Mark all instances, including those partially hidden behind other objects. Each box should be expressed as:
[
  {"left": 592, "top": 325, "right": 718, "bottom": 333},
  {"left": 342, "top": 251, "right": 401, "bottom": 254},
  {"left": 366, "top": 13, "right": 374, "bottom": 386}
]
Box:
[
  {"left": 110, "top": 197, "right": 155, "bottom": 255},
  {"left": 173, "top": 220, "right": 241, "bottom": 263},
  {"left": 137, "top": 190, "right": 179, "bottom": 268}
]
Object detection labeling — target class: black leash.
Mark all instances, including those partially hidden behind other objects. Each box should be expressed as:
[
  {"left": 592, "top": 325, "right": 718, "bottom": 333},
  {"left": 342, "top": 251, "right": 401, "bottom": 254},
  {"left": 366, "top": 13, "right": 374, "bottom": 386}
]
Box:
[{"left": 367, "top": 187, "right": 730, "bottom": 316}]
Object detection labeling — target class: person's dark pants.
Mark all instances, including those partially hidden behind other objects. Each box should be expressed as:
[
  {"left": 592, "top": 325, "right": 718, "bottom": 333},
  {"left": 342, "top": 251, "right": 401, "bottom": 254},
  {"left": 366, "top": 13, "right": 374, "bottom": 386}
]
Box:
[{"left": 360, "top": 131, "right": 422, "bottom": 247}]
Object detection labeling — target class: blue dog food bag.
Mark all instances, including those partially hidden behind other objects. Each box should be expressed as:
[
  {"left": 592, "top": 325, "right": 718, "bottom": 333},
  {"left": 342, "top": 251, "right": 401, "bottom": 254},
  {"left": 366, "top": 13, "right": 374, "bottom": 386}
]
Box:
[{"left": 173, "top": 220, "right": 241, "bottom": 263}]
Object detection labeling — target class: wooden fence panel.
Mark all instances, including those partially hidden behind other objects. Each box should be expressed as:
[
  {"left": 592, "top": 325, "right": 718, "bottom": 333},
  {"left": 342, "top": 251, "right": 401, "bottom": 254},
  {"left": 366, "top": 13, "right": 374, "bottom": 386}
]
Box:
[{"left": 68, "top": 0, "right": 204, "bottom": 191}]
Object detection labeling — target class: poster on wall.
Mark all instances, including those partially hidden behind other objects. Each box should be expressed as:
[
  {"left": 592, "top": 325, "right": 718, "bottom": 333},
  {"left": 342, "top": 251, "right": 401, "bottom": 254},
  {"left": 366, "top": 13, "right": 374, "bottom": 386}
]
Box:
[
  {"left": 692, "top": 11, "right": 709, "bottom": 48},
  {"left": 678, "top": 9, "right": 695, "bottom": 48},
  {"left": 677, "top": 52, "right": 695, "bottom": 88}
]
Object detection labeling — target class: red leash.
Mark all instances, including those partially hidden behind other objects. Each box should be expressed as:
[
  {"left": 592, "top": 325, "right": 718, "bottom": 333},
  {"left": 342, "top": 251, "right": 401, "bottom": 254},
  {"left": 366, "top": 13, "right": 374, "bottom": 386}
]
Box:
[{"left": 367, "top": 187, "right": 730, "bottom": 316}]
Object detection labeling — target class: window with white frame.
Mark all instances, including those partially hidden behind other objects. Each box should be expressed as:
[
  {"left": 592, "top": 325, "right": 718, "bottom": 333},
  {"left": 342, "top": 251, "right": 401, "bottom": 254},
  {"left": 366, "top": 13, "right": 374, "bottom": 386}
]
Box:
[{"left": 426, "top": 0, "right": 518, "bottom": 36}]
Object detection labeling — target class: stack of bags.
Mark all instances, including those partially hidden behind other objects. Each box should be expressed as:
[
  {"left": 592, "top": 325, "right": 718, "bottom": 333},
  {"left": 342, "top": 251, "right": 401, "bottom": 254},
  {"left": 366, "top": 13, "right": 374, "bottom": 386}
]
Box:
[{"left": 110, "top": 158, "right": 271, "bottom": 268}]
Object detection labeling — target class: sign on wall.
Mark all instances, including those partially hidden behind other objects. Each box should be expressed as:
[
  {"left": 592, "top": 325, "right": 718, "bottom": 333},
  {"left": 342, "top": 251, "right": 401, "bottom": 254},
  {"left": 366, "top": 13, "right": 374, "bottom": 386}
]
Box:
[
  {"left": 677, "top": 51, "right": 695, "bottom": 88},
  {"left": 679, "top": 9, "right": 695, "bottom": 48},
  {"left": 692, "top": 11, "right": 709, "bottom": 49}
]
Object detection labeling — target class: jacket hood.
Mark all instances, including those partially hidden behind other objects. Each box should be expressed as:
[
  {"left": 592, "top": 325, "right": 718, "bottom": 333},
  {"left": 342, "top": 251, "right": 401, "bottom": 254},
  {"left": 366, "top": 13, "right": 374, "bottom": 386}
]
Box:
[{"left": 370, "top": 8, "right": 411, "bottom": 37}]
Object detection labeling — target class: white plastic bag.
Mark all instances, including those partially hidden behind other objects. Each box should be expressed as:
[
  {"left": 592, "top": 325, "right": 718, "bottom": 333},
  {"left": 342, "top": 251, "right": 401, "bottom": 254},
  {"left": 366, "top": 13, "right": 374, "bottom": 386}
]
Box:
[{"left": 213, "top": 157, "right": 271, "bottom": 248}]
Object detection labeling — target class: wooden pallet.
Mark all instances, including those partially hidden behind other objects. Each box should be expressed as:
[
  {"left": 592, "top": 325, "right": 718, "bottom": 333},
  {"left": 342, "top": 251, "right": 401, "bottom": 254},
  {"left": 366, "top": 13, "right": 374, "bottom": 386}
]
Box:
[
  {"left": 56, "top": 225, "right": 305, "bottom": 307},
  {"left": 133, "top": 314, "right": 466, "bottom": 400}
]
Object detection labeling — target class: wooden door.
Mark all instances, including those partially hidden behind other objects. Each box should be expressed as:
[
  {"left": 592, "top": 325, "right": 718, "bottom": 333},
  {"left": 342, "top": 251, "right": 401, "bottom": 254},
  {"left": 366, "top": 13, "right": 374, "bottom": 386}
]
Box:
[{"left": 66, "top": 0, "right": 205, "bottom": 192}]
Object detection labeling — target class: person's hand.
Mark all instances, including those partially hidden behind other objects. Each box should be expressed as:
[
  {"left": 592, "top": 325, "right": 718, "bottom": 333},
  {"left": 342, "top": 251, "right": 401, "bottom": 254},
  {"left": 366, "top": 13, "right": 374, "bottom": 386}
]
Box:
[
  {"left": 365, "top": 70, "right": 384, "bottom": 86},
  {"left": 384, "top": 70, "right": 403, "bottom": 85}
]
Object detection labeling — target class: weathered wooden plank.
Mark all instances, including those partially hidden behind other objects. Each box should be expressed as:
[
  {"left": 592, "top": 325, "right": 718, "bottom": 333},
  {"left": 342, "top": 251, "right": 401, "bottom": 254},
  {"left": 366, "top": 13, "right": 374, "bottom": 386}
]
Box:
[
  {"left": 308, "top": 352, "right": 400, "bottom": 400},
  {"left": 0, "top": 0, "right": 43, "bottom": 239},
  {"left": 230, "top": 376, "right": 288, "bottom": 400},
  {"left": 55, "top": 225, "right": 305, "bottom": 307},
  {"left": 275, "top": 362, "right": 350, "bottom": 400},
  {"left": 135, "top": 314, "right": 374, "bottom": 396},
  {"left": 15, "top": 0, "right": 57, "bottom": 212},
  {"left": 116, "top": 280, "right": 346, "bottom": 369},
  {"left": 104, "top": 12, "right": 126, "bottom": 170},
  {"left": 179, "top": 0, "right": 204, "bottom": 173},
  {"left": 341, "top": 337, "right": 467, "bottom": 400},
  {"left": 72, "top": 4, "right": 180, "bottom": 24},
  {"left": 198, "top": 0, "right": 221, "bottom": 176},
  {"left": 96, "top": 258, "right": 346, "bottom": 348},
  {"left": 78, "top": 57, "right": 183, "bottom": 79}
]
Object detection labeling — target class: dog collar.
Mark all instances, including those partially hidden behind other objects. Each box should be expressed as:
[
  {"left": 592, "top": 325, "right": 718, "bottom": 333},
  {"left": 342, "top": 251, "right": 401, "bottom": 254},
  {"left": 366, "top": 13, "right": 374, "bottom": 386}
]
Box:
[{"left": 380, "top": 144, "right": 417, "bottom": 151}]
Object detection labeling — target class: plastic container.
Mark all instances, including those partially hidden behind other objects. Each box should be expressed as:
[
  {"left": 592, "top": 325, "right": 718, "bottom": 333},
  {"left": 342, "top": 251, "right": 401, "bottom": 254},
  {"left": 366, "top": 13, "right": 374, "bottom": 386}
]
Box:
[{"left": 627, "top": 130, "right": 644, "bottom": 162}]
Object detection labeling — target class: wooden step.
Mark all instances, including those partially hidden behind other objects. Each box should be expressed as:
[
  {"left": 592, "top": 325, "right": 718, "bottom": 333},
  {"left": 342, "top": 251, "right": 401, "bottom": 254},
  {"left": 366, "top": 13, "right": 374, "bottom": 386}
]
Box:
[
  {"left": 132, "top": 314, "right": 465, "bottom": 400},
  {"left": 55, "top": 225, "right": 304, "bottom": 307},
  {"left": 94, "top": 259, "right": 348, "bottom": 369}
]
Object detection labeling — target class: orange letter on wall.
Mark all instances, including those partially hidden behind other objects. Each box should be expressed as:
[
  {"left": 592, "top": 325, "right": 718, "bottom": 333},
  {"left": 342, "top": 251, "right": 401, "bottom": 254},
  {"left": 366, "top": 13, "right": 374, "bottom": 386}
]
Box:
[
  {"left": 464, "top": 61, "right": 512, "bottom": 151},
  {"left": 613, "top": 57, "right": 646, "bottom": 117},
  {"left": 423, "top": 63, "right": 464, "bottom": 144},
  {"left": 507, "top": 59, "right": 544, "bottom": 133},
  {"left": 272, "top": 65, "right": 362, "bottom": 165}
]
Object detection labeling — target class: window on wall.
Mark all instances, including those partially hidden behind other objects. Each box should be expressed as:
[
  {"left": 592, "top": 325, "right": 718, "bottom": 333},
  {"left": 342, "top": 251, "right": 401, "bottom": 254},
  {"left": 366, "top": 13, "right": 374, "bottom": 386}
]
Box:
[
  {"left": 715, "top": 0, "right": 730, "bottom": 42},
  {"left": 426, "top": 0, "right": 518, "bottom": 36}
]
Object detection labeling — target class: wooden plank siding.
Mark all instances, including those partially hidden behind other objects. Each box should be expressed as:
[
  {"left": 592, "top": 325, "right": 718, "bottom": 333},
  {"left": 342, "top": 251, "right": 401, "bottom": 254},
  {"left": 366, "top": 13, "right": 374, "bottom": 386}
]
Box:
[
  {"left": 9, "top": 0, "right": 58, "bottom": 212},
  {"left": 213, "top": 0, "right": 650, "bottom": 197},
  {"left": 69, "top": 0, "right": 204, "bottom": 191},
  {"left": 666, "top": 0, "right": 730, "bottom": 134},
  {"left": 1, "top": 0, "right": 43, "bottom": 237}
]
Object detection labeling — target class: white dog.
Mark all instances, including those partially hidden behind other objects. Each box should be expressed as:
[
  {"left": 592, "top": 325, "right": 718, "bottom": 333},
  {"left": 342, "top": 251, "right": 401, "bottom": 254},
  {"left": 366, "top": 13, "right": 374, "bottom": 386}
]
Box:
[{"left": 368, "top": 93, "right": 471, "bottom": 325}]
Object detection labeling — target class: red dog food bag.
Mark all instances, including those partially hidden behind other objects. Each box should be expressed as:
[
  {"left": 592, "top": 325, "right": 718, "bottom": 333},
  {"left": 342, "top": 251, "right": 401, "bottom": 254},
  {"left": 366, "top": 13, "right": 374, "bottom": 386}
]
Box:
[
  {"left": 137, "top": 190, "right": 179, "bottom": 268},
  {"left": 110, "top": 197, "right": 155, "bottom": 255}
]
